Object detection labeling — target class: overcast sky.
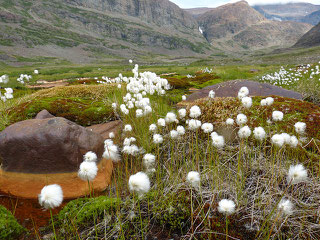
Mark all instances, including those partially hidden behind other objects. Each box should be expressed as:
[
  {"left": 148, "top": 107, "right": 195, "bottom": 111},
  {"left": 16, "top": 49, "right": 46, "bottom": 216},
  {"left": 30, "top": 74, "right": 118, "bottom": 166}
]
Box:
[{"left": 169, "top": 0, "right": 320, "bottom": 8}]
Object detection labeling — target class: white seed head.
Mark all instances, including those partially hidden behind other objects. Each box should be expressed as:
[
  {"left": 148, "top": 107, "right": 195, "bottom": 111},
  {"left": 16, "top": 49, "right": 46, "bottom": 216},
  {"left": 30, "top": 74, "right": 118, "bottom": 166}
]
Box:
[
  {"left": 178, "top": 108, "right": 187, "bottom": 119},
  {"left": 188, "top": 119, "right": 201, "bottom": 130},
  {"left": 211, "top": 134, "right": 225, "bottom": 149},
  {"left": 226, "top": 118, "right": 234, "bottom": 125},
  {"left": 153, "top": 134, "right": 163, "bottom": 144},
  {"left": 165, "top": 112, "right": 177, "bottom": 123},
  {"left": 149, "top": 124, "right": 157, "bottom": 132},
  {"left": 272, "top": 111, "right": 284, "bottom": 121},
  {"left": 157, "top": 118, "right": 166, "bottom": 127},
  {"left": 287, "top": 164, "right": 308, "bottom": 184},
  {"left": 253, "top": 127, "right": 266, "bottom": 141},
  {"left": 170, "top": 130, "right": 179, "bottom": 139},
  {"left": 218, "top": 199, "right": 236, "bottom": 215},
  {"left": 103, "top": 145, "right": 121, "bottom": 163},
  {"left": 189, "top": 105, "right": 201, "bottom": 118},
  {"left": 143, "top": 153, "right": 156, "bottom": 169},
  {"left": 182, "top": 95, "right": 187, "bottom": 101},
  {"left": 271, "top": 134, "right": 285, "bottom": 147},
  {"left": 109, "top": 132, "right": 115, "bottom": 139},
  {"left": 236, "top": 114, "right": 247, "bottom": 125},
  {"left": 124, "top": 124, "right": 132, "bottom": 132},
  {"left": 241, "top": 96, "right": 252, "bottom": 108},
  {"left": 128, "top": 172, "right": 150, "bottom": 195},
  {"left": 266, "top": 97, "right": 274, "bottom": 106},
  {"left": 186, "top": 171, "right": 200, "bottom": 188},
  {"left": 238, "top": 126, "right": 251, "bottom": 139},
  {"left": 208, "top": 90, "right": 215, "bottom": 99},
  {"left": 38, "top": 184, "right": 63, "bottom": 209},
  {"left": 78, "top": 161, "right": 98, "bottom": 181},
  {"left": 201, "top": 123, "right": 214, "bottom": 133},
  {"left": 83, "top": 151, "right": 97, "bottom": 162},
  {"left": 177, "top": 125, "right": 185, "bottom": 135},
  {"left": 289, "top": 136, "right": 299, "bottom": 148},
  {"left": 294, "top": 122, "right": 306, "bottom": 135},
  {"left": 278, "top": 199, "right": 294, "bottom": 215}
]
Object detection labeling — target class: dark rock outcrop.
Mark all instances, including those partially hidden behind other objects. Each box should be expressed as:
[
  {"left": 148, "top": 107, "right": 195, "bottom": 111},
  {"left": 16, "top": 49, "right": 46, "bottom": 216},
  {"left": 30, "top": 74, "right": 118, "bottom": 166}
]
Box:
[
  {"left": 294, "top": 22, "right": 320, "bottom": 48},
  {"left": 0, "top": 117, "right": 104, "bottom": 173},
  {"left": 184, "top": 80, "right": 303, "bottom": 103},
  {"left": 86, "top": 120, "right": 122, "bottom": 140},
  {"left": 35, "top": 109, "right": 55, "bottom": 119}
]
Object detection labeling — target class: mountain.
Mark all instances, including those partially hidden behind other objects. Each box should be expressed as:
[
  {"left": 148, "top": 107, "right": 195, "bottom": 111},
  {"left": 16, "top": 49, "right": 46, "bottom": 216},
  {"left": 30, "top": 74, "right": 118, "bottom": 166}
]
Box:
[
  {"left": 294, "top": 22, "right": 320, "bottom": 48},
  {"left": 253, "top": 2, "right": 320, "bottom": 25},
  {"left": 302, "top": 10, "right": 320, "bottom": 25},
  {"left": 0, "top": 0, "right": 210, "bottom": 64},
  {"left": 197, "top": 1, "right": 312, "bottom": 51},
  {"left": 183, "top": 7, "right": 214, "bottom": 18}
]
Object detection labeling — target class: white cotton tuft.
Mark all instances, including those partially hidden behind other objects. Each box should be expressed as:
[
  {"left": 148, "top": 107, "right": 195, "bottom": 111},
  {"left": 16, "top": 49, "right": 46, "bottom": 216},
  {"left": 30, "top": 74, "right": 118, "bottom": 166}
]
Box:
[
  {"left": 165, "top": 112, "right": 177, "bottom": 123},
  {"left": 287, "top": 164, "right": 308, "bottom": 184},
  {"left": 128, "top": 172, "right": 150, "bottom": 195},
  {"left": 260, "top": 99, "right": 267, "bottom": 106},
  {"left": 226, "top": 118, "right": 234, "bottom": 125},
  {"left": 236, "top": 114, "right": 247, "bottom": 125},
  {"left": 201, "top": 123, "right": 214, "bottom": 133},
  {"left": 177, "top": 125, "right": 185, "bottom": 135},
  {"left": 143, "top": 154, "right": 156, "bottom": 169},
  {"left": 253, "top": 127, "right": 266, "bottom": 141},
  {"left": 189, "top": 105, "right": 201, "bottom": 118},
  {"left": 278, "top": 199, "right": 294, "bottom": 215},
  {"left": 38, "top": 184, "right": 63, "bottom": 209},
  {"left": 211, "top": 134, "right": 225, "bottom": 149},
  {"left": 238, "top": 126, "right": 251, "bottom": 139},
  {"left": 124, "top": 124, "right": 132, "bottom": 132},
  {"left": 109, "top": 132, "right": 115, "bottom": 139},
  {"left": 153, "top": 134, "right": 163, "bottom": 144},
  {"left": 157, "top": 118, "right": 166, "bottom": 127},
  {"left": 272, "top": 111, "right": 284, "bottom": 121},
  {"left": 103, "top": 145, "right": 121, "bottom": 163},
  {"left": 182, "top": 95, "right": 187, "bottom": 101},
  {"left": 241, "top": 97, "right": 252, "bottom": 108},
  {"left": 178, "top": 108, "right": 186, "bottom": 119},
  {"left": 186, "top": 171, "right": 200, "bottom": 188},
  {"left": 218, "top": 199, "right": 236, "bottom": 215},
  {"left": 294, "top": 122, "right": 306, "bottom": 135},
  {"left": 83, "top": 151, "right": 97, "bottom": 162},
  {"left": 271, "top": 134, "right": 285, "bottom": 147},
  {"left": 266, "top": 97, "right": 274, "bottom": 106},
  {"left": 188, "top": 119, "right": 201, "bottom": 130},
  {"left": 208, "top": 90, "right": 215, "bottom": 99},
  {"left": 238, "top": 86, "right": 249, "bottom": 99},
  {"left": 289, "top": 136, "right": 299, "bottom": 148},
  {"left": 170, "top": 130, "right": 179, "bottom": 139},
  {"left": 149, "top": 124, "right": 157, "bottom": 132},
  {"left": 78, "top": 161, "right": 98, "bottom": 181}
]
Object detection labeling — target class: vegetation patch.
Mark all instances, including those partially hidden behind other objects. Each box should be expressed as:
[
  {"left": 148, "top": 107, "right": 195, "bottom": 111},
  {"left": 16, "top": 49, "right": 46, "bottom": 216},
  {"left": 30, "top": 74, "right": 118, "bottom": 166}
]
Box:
[{"left": 0, "top": 205, "right": 26, "bottom": 240}]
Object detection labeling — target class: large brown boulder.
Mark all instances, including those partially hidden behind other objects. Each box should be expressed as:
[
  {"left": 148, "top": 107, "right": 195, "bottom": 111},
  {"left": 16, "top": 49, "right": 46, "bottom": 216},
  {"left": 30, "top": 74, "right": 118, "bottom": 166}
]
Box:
[
  {"left": 34, "top": 109, "right": 55, "bottom": 119},
  {"left": 0, "top": 117, "right": 104, "bottom": 173},
  {"left": 0, "top": 117, "right": 113, "bottom": 199},
  {"left": 184, "top": 80, "right": 303, "bottom": 103}
]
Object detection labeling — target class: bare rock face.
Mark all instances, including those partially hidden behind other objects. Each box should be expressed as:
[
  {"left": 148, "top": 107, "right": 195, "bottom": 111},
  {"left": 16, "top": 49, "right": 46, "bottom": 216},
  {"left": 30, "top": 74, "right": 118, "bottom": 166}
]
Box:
[
  {"left": 184, "top": 80, "right": 303, "bottom": 103},
  {"left": 86, "top": 120, "right": 122, "bottom": 140},
  {"left": 0, "top": 117, "right": 104, "bottom": 174},
  {"left": 34, "top": 109, "right": 55, "bottom": 119}
]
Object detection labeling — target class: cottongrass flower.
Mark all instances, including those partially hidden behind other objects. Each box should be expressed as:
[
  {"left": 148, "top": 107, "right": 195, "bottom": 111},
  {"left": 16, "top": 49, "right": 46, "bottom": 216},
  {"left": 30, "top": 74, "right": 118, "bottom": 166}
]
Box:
[
  {"left": 238, "top": 86, "right": 249, "bottom": 99},
  {"left": 178, "top": 108, "right": 186, "bottom": 119},
  {"left": 266, "top": 97, "right": 274, "bottom": 106},
  {"left": 143, "top": 154, "right": 156, "bottom": 169},
  {"left": 34, "top": 69, "right": 39, "bottom": 74},
  {"left": 294, "top": 122, "right": 306, "bottom": 135},
  {"left": 124, "top": 124, "right": 132, "bottom": 132},
  {"left": 281, "top": 133, "right": 291, "bottom": 145},
  {"left": 186, "top": 171, "right": 200, "bottom": 188},
  {"left": 128, "top": 172, "right": 150, "bottom": 195},
  {"left": 153, "top": 134, "right": 163, "bottom": 144},
  {"left": 289, "top": 136, "right": 299, "bottom": 148},
  {"left": 117, "top": 84, "right": 122, "bottom": 89},
  {"left": 177, "top": 125, "right": 185, "bottom": 135},
  {"left": 182, "top": 95, "right": 187, "bottom": 101},
  {"left": 260, "top": 99, "right": 267, "bottom": 106},
  {"left": 149, "top": 124, "right": 157, "bottom": 132},
  {"left": 103, "top": 145, "right": 121, "bottom": 163},
  {"left": 287, "top": 164, "right": 308, "bottom": 184},
  {"left": 136, "top": 109, "right": 143, "bottom": 117},
  {"left": 218, "top": 199, "right": 236, "bottom": 215},
  {"left": 272, "top": 111, "right": 284, "bottom": 121},
  {"left": 238, "top": 126, "right": 251, "bottom": 139},
  {"left": 109, "top": 132, "right": 115, "bottom": 139},
  {"left": 170, "top": 130, "right": 179, "bottom": 139},
  {"left": 83, "top": 151, "right": 97, "bottom": 162},
  {"left": 104, "top": 139, "right": 114, "bottom": 147},
  {"left": 165, "top": 112, "right": 177, "bottom": 123},
  {"left": 129, "top": 59, "right": 133, "bottom": 64},
  {"left": 226, "top": 118, "right": 234, "bottom": 125},
  {"left": 39, "top": 184, "right": 63, "bottom": 209},
  {"left": 189, "top": 105, "right": 201, "bottom": 118},
  {"left": 211, "top": 134, "right": 225, "bottom": 149},
  {"left": 112, "top": 103, "right": 117, "bottom": 109},
  {"left": 188, "top": 119, "right": 201, "bottom": 130},
  {"left": 236, "top": 114, "right": 247, "bottom": 125},
  {"left": 78, "top": 161, "right": 98, "bottom": 181},
  {"left": 271, "top": 134, "right": 285, "bottom": 147},
  {"left": 122, "top": 145, "right": 140, "bottom": 156},
  {"left": 157, "top": 118, "right": 166, "bottom": 127},
  {"left": 201, "top": 123, "right": 214, "bottom": 133},
  {"left": 278, "top": 199, "right": 294, "bottom": 215},
  {"left": 241, "top": 96, "right": 252, "bottom": 108},
  {"left": 253, "top": 127, "right": 266, "bottom": 141},
  {"left": 208, "top": 90, "right": 215, "bottom": 98}
]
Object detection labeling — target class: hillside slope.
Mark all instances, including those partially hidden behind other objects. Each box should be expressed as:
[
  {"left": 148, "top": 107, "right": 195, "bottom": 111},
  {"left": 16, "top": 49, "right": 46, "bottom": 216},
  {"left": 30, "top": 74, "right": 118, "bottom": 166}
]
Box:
[
  {"left": 198, "top": 1, "right": 312, "bottom": 51},
  {"left": 0, "top": 0, "right": 210, "bottom": 64},
  {"left": 294, "top": 22, "right": 320, "bottom": 48}
]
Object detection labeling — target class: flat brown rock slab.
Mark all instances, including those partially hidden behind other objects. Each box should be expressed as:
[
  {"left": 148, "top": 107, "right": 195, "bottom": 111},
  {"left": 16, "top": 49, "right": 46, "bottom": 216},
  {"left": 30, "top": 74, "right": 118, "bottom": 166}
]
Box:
[
  {"left": 184, "top": 80, "right": 303, "bottom": 103},
  {"left": 0, "top": 117, "right": 104, "bottom": 174},
  {"left": 34, "top": 109, "right": 55, "bottom": 119},
  {"left": 87, "top": 120, "right": 122, "bottom": 140},
  {"left": 0, "top": 157, "right": 113, "bottom": 199}
]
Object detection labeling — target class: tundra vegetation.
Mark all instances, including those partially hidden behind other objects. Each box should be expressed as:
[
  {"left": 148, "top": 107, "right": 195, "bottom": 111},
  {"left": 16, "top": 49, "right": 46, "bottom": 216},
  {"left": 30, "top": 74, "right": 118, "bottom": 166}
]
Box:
[{"left": 0, "top": 61, "right": 320, "bottom": 239}]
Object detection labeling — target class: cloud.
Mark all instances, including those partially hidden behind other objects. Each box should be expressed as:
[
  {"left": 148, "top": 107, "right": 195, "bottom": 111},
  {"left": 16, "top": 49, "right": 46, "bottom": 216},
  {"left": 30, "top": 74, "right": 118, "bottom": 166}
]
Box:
[{"left": 170, "top": 0, "right": 319, "bottom": 8}]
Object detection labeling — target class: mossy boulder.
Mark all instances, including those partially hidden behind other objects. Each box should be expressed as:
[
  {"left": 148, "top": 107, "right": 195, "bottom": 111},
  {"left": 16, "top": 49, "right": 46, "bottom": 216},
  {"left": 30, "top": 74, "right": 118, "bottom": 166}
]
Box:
[
  {"left": 0, "top": 205, "right": 26, "bottom": 240},
  {"left": 58, "top": 196, "right": 121, "bottom": 228},
  {"left": 5, "top": 85, "right": 117, "bottom": 129}
]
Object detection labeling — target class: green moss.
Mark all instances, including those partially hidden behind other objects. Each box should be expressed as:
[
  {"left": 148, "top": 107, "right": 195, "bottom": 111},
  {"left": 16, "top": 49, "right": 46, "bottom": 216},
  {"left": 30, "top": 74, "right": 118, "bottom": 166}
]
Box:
[
  {"left": 0, "top": 205, "right": 26, "bottom": 240},
  {"left": 58, "top": 196, "right": 121, "bottom": 227}
]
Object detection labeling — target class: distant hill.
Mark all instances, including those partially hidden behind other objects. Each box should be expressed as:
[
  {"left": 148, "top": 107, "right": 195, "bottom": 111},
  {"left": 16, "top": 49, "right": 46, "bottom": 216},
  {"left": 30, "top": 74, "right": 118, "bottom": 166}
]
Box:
[
  {"left": 0, "top": 0, "right": 210, "bottom": 64},
  {"left": 183, "top": 7, "right": 214, "bottom": 18},
  {"left": 253, "top": 2, "right": 320, "bottom": 25},
  {"left": 198, "top": 1, "right": 312, "bottom": 51},
  {"left": 302, "top": 10, "right": 320, "bottom": 25},
  {"left": 294, "top": 22, "right": 320, "bottom": 48}
]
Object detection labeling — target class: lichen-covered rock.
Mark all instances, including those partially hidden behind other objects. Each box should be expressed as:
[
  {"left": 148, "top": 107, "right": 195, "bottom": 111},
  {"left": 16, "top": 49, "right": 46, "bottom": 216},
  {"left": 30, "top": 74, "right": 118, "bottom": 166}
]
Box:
[
  {"left": 0, "top": 205, "right": 26, "bottom": 240},
  {"left": 184, "top": 80, "right": 303, "bottom": 103}
]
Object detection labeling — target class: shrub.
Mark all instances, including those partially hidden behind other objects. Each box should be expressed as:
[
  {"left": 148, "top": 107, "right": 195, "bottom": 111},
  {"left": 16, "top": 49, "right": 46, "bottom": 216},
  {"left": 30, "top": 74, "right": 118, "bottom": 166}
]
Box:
[{"left": 0, "top": 205, "right": 26, "bottom": 240}]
